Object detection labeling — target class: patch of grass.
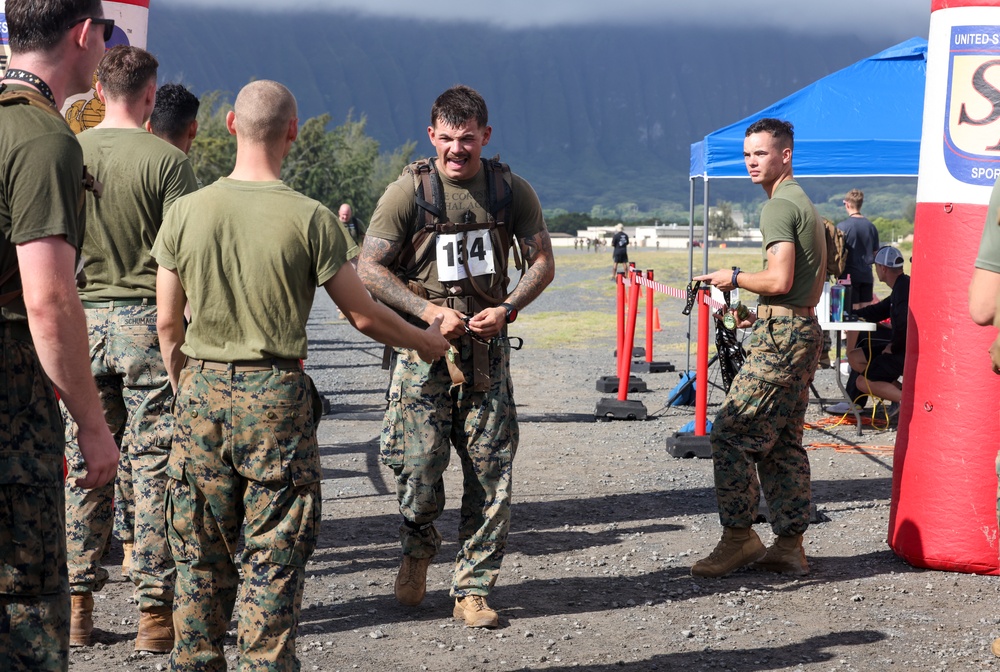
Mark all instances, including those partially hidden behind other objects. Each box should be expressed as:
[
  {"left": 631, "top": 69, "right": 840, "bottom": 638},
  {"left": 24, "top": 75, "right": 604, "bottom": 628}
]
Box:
[{"left": 516, "top": 311, "right": 616, "bottom": 349}]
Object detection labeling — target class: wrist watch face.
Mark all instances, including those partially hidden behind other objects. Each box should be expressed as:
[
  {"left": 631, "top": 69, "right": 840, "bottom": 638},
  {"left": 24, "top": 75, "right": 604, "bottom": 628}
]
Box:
[{"left": 504, "top": 303, "right": 518, "bottom": 323}]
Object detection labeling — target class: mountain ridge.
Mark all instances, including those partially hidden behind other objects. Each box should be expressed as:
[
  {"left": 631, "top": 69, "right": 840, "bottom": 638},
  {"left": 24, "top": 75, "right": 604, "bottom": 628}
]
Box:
[{"left": 146, "top": 6, "right": 910, "bottom": 212}]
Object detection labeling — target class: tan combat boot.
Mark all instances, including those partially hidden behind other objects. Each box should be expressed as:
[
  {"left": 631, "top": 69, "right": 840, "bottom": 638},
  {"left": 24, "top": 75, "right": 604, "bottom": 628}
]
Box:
[
  {"left": 991, "top": 637, "right": 1000, "bottom": 657},
  {"left": 394, "top": 555, "right": 432, "bottom": 606},
  {"left": 121, "top": 542, "right": 133, "bottom": 578},
  {"left": 453, "top": 595, "right": 499, "bottom": 628},
  {"left": 754, "top": 534, "right": 809, "bottom": 576},
  {"left": 134, "top": 605, "right": 174, "bottom": 653},
  {"left": 690, "top": 526, "right": 766, "bottom": 578},
  {"left": 69, "top": 593, "right": 94, "bottom": 647}
]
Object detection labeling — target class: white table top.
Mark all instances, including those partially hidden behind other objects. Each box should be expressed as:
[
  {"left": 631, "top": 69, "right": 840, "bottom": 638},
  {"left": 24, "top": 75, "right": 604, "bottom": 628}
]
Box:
[{"left": 819, "top": 321, "right": 877, "bottom": 332}]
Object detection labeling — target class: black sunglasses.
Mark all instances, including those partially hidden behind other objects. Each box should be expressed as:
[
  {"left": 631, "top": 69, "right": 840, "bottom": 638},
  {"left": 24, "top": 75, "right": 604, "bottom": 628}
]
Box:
[{"left": 68, "top": 16, "right": 115, "bottom": 43}]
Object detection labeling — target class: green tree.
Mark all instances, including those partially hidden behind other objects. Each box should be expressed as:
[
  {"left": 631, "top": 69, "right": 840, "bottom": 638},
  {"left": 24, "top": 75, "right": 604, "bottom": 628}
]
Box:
[
  {"left": 187, "top": 90, "right": 236, "bottom": 187},
  {"left": 282, "top": 112, "right": 382, "bottom": 218},
  {"left": 709, "top": 201, "right": 738, "bottom": 239},
  {"left": 870, "top": 216, "right": 914, "bottom": 244},
  {"left": 189, "top": 91, "right": 416, "bottom": 223}
]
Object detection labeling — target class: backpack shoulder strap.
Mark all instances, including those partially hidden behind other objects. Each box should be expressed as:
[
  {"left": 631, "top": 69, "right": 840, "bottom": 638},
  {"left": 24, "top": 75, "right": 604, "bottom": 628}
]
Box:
[
  {"left": 484, "top": 155, "right": 522, "bottom": 273},
  {"left": 0, "top": 86, "right": 64, "bottom": 120},
  {"left": 395, "top": 158, "right": 444, "bottom": 273}
]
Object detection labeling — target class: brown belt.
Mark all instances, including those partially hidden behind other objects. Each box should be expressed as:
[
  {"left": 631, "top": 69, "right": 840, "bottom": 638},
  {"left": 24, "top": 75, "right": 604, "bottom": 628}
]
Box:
[
  {"left": 757, "top": 304, "right": 816, "bottom": 319},
  {"left": 186, "top": 357, "right": 302, "bottom": 372}
]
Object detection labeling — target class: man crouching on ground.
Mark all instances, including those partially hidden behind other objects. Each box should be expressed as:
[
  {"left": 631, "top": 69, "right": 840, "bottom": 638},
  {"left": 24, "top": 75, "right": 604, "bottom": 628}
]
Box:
[{"left": 692, "top": 118, "right": 825, "bottom": 578}]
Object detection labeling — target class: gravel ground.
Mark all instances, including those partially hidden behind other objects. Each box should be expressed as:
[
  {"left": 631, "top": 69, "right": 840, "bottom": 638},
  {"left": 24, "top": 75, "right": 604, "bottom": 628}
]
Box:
[{"left": 67, "top": 249, "right": 1000, "bottom": 672}]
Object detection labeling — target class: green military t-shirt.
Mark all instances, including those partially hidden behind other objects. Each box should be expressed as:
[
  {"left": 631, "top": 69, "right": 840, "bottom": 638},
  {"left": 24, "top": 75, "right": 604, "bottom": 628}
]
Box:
[
  {"left": 759, "top": 180, "right": 825, "bottom": 308},
  {"left": 78, "top": 127, "right": 198, "bottom": 301},
  {"left": 0, "top": 90, "right": 85, "bottom": 322},
  {"left": 152, "top": 178, "right": 356, "bottom": 361},
  {"left": 367, "top": 162, "right": 545, "bottom": 302},
  {"left": 976, "top": 176, "right": 1000, "bottom": 274}
]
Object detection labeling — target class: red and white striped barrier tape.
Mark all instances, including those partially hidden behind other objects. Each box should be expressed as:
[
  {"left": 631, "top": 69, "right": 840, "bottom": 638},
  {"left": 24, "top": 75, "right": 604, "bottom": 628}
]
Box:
[{"left": 629, "top": 274, "right": 726, "bottom": 311}]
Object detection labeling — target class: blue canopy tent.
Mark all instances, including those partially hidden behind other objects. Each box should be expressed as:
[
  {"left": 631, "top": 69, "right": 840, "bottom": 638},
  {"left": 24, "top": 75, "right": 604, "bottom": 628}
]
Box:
[
  {"left": 690, "top": 37, "right": 927, "bottom": 182},
  {"left": 684, "top": 37, "right": 927, "bottom": 367}
]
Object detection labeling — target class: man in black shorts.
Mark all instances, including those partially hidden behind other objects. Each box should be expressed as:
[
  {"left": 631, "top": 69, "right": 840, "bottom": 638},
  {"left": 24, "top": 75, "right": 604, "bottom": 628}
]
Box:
[
  {"left": 611, "top": 223, "right": 629, "bottom": 278},
  {"left": 836, "top": 246, "right": 909, "bottom": 416}
]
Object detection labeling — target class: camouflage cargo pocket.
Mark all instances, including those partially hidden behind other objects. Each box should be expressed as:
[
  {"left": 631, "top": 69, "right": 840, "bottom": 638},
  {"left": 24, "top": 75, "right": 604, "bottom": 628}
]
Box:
[
  {"left": 745, "top": 319, "right": 817, "bottom": 388},
  {"left": 239, "top": 399, "right": 317, "bottom": 487},
  {"left": 163, "top": 456, "right": 198, "bottom": 562},
  {"left": 0, "top": 479, "right": 65, "bottom": 595}
]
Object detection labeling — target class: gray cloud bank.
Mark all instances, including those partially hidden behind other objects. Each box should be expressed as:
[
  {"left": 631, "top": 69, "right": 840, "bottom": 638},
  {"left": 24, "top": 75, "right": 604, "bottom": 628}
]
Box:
[{"left": 170, "top": 0, "right": 929, "bottom": 40}]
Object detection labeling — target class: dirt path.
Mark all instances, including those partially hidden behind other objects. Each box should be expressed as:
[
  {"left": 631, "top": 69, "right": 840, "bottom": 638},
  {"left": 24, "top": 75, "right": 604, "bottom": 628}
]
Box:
[{"left": 68, "top": 249, "right": 1000, "bottom": 672}]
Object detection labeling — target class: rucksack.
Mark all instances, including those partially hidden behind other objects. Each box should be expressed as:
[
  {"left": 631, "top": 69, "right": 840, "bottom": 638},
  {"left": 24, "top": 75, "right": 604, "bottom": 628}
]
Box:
[
  {"left": 395, "top": 155, "right": 522, "bottom": 307},
  {"left": 823, "top": 217, "right": 848, "bottom": 277}
]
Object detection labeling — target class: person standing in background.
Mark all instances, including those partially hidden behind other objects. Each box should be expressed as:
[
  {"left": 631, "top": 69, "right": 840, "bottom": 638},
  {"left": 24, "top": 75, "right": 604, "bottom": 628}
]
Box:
[
  {"left": 611, "top": 223, "right": 629, "bottom": 278},
  {"left": 836, "top": 189, "right": 879, "bottom": 309}
]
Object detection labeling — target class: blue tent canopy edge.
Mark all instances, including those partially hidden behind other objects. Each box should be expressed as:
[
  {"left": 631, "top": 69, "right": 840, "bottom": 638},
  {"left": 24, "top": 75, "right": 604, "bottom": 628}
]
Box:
[{"left": 689, "top": 37, "right": 927, "bottom": 180}]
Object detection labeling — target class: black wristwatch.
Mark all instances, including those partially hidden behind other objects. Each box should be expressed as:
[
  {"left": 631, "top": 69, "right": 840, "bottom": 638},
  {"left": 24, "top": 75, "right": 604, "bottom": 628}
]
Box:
[
  {"left": 731, "top": 266, "right": 741, "bottom": 289},
  {"left": 500, "top": 302, "right": 518, "bottom": 323}
]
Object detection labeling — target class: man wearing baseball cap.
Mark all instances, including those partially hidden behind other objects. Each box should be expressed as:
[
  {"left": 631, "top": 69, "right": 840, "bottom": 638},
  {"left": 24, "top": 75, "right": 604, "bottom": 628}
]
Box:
[{"left": 833, "top": 245, "right": 909, "bottom": 417}]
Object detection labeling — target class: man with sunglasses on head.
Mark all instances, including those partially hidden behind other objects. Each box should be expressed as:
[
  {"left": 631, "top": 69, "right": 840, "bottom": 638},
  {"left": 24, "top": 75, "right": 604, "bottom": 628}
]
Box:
[{"left": 0, "top": 1, "right": 119, "bottom": 669}]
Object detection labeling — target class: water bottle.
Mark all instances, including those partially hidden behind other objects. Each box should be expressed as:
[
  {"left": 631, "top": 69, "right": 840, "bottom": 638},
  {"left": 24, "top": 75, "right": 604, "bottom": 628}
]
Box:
[
  {"left": 830, "top": 284, "right": 845, "bottom": 322},
  {"left": 839, "top": 274, "right": 852, "bottom": 313}
]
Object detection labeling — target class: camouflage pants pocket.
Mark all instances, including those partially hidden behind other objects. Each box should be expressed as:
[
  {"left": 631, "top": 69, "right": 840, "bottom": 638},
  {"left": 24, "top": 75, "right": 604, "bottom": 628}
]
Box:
[
  {"left": 0, "top": 481, "right": 66, "bottom": 596},
  {"left": 379, "top": 350, "right": 440, "bottom": 471},
  {"left": 238, "top": 401, "right": 303, "bottom": 485},
  {"left": 163, "top": 457, "right": 198, "bottom": 564}
]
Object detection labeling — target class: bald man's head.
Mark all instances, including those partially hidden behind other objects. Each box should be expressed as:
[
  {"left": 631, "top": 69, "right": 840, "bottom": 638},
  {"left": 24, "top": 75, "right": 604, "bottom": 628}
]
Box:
[{"left": 232, "top": 80, "right": 297, "bottom": 145}]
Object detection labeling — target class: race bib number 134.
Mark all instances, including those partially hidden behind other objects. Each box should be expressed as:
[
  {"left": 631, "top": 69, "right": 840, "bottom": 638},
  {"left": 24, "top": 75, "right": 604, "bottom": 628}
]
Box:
[{"left": 436, "top": 231, "right": 495, "bottom": 282}]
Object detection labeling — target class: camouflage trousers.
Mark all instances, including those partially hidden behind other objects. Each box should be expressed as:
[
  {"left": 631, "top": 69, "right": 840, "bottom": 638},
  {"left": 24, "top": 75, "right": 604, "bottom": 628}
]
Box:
[
  {"left": 62, "top": 302, "right": 173, "bottom": 611},
  {"left": 165, "top": 363, "right": 321, "bottom": 672},
  {"left": 710, "top": 316, "right": 822, "bottom": 536},
  {"left": 380, "top": 339, "right": 519, "bottom": 597},
  {"left": 0, "top": 327, "right": 70, "bottom": 671}
]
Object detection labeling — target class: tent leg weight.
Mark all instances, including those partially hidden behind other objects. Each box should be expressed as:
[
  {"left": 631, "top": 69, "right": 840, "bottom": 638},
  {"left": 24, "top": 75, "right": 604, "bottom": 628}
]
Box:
[
  {"left": 595, "top": 398, "right": 648, "bottom": 421},
  {"left": 613, "top": 347, "right": 646, "bottom": 359},
  {"left": 666, "top": 432, "right": 713, "bottom": 458},
  {"left": 595, "top": 375, "right": 648, "bottom": 393},
  {"left": 632, "top": 361, "right": 674, "bottom": 374}
]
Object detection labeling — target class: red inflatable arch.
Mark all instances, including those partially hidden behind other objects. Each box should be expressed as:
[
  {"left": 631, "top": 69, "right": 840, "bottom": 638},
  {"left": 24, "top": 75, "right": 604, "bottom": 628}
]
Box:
[{"left": 888, "top": 0, "right": 1000, "bottom": 574}]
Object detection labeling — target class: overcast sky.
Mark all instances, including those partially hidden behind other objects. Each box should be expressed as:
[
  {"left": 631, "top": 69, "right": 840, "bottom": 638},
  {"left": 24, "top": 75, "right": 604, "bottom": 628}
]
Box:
[{"left": 172, "top": 0, "right": 929, "bottom": 41}]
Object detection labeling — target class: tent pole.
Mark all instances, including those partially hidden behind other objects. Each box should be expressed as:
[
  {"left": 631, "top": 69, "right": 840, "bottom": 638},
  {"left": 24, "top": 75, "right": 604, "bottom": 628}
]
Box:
[
  {"left": 702, "top": 178, "right": 710, "bottom": 274},
  {"left": 687, "top": 177, "right": 696, "bottom": 373}
]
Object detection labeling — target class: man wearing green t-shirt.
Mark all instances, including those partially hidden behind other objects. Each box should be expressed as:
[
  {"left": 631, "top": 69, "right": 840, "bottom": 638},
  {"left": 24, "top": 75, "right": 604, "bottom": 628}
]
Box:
[
  {"left": 693, "top": 118, "right": 825, "bottom": 579},
  {"left": 0, "top": 2, "right": 120, "bottom": 669},
  {"left": 971, "top": 176, "right": 1000, "bottom": 374},
  {"left": 145, "top": 83, "right": 200, "bottom": 155},
  {"left": 358, "top": 85, "right": 555, "bottom": 628},
  {"left": 63, "top": 45, "right": 199, "bottom": 652},
  {"left": 152, "top": 79, "right": 448, "bottom": 671}
]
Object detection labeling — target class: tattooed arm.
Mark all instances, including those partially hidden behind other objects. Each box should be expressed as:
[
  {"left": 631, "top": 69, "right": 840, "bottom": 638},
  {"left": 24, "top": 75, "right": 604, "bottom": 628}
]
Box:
[
  {"left": 357, "top": 235, "right": 467, "bottom": 339},
  {"left": 467, "top": 228, "right": 556, "bottom": 338},
  {"left": 508, "top": 229, "right": 556, "bottom": 309}
]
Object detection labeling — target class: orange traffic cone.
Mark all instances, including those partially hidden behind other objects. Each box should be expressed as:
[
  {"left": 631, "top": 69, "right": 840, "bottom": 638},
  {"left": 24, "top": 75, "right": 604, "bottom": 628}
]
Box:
[{"left": 653, "top": 307, "right": 662, "bottom": 332}]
